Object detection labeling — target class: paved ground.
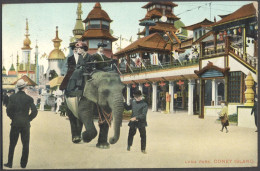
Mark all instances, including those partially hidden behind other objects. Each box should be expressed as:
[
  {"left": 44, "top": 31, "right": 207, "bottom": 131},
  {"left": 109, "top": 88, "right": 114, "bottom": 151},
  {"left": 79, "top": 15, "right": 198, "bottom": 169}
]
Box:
[{"left": 2, "top": 107, "right": 258, "bottom": 169}]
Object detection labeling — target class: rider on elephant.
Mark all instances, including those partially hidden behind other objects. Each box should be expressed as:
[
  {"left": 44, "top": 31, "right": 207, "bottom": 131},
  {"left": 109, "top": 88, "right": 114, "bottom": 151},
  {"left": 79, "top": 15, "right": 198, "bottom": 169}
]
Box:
[
  {"left": 66, "top": 41, "right": 94, "bottom": 97},
  {"left": 92, "top": 42, "right": 117, "bottom": 72},
  {"left": 60, "top": 41, "right": 93, "bottom": 143}
]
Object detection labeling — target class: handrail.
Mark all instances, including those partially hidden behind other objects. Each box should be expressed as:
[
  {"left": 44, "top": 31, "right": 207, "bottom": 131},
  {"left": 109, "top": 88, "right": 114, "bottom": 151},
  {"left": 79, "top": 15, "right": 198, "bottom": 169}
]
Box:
[{"left": 121, "top": 58, "right": 199, "bottom": 75}]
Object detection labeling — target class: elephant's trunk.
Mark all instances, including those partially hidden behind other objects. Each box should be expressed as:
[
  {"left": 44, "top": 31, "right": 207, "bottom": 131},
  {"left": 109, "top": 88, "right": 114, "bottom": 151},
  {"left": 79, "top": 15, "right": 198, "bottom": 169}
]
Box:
[{"left": 109, "top": 96, "right": 124, "bottom": 144}]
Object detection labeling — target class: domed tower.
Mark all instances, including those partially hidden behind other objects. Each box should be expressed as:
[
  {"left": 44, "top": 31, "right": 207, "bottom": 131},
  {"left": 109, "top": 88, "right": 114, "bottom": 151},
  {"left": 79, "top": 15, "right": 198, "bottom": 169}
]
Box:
[
  {"left": 82, "top": 2, "right": 117, "bottom": 58},
  {"left": 18, "top": 19, "right": 36, "bottom": 81},
  {"left": 46, "top": 26, "right": 66, "bottom": 80}
]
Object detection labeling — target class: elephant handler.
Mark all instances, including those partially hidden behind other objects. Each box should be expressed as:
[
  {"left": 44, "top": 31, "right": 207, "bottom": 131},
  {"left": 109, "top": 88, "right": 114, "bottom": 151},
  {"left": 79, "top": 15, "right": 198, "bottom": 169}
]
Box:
[
  {"left": 4, "top": 79, "right": 38, "bottom": 169},
  {"left": 124, "top": 90, "right": 148, "bottom": 154}
]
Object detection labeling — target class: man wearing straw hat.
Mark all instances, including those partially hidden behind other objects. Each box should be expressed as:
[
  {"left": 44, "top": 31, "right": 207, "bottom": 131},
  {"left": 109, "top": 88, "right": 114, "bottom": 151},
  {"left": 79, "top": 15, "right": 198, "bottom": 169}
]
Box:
[{"left": 4, "top": 79, "right": 38, "bottom": 169}]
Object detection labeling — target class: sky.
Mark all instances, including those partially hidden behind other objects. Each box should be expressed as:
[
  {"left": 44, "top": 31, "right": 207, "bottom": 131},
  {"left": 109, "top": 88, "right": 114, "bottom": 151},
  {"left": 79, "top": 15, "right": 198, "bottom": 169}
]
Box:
[{"left": 2, "top": 1, "right": 254, "bottom": 73}]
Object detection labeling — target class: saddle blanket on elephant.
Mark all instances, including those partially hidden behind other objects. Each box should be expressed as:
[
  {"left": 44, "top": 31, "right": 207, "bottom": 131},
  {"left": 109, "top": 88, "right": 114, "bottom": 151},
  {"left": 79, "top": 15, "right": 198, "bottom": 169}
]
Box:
[{"left": 65, "top": 96, "right": 80, "bottom": 119}]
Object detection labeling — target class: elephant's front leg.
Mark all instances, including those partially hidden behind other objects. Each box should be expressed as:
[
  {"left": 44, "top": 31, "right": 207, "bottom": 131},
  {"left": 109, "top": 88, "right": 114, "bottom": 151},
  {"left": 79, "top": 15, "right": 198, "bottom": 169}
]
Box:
[
  {"left": 78, "top": 97, "right": 97, "bottom": 143},
  {"left": 96, "top": 122, "right": 110, "bottom": 149}
]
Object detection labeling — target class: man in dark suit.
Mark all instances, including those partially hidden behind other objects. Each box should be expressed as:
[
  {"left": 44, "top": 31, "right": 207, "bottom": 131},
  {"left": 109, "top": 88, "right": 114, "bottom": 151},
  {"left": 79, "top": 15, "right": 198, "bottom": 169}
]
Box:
[
  {"left": 124, "top": 90, "right": 148, "bottom": 154},
  {"left": 4, "top": 79, "right": 38, "bottom": 168},
  {"left": 92, "top": 42, "right": 113, "bottom": 71}
]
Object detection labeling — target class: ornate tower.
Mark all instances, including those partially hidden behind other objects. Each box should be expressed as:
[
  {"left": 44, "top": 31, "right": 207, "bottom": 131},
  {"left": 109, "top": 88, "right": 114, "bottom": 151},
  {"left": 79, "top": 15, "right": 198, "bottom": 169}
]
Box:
[
  {"left": 21, "top": 18, "right": 32, "bottom": 75},
  {"left": 138, "top": 2, "right": 180, "bottom": 36},
  {"left": 72, "top": 3, "right": 84, "bottom": 41},
  {"left": 46, "top": 26, "right": 66, "bottom": 80},
  {"left": 35, "top": 41, "right": 39, "bottom": 84},
  {"left": 82, "top": 2, "right": 117, "bottom": 58},
  {"left": 16, "top": 52, "right": 19, "bottom": 72}
]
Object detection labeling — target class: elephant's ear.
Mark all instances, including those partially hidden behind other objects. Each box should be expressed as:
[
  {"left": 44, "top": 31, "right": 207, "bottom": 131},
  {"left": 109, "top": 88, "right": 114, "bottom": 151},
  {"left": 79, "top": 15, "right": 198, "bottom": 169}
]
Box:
[{"left": 83, "top": 81, "right": 98, "bottom": 103}]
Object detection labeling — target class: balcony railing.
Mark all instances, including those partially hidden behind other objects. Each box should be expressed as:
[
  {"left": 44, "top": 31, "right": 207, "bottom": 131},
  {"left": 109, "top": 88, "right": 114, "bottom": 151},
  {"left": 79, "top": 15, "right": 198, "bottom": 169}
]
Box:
[
  {"left": 229, "top": 45, "right": 257, "bottom": 68},
  {"left": 120, "top": 58, "right": 199, "bottom": 75}
]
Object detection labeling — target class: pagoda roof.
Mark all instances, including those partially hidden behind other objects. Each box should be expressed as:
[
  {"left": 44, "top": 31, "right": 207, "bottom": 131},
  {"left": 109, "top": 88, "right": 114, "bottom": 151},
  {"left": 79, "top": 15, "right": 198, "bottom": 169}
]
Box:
[
  {"left": 83, "top": 2, "right": 112, "bottom": 23},
  {"left": 142, "top": 2, "right": 178, "bottom": 9},
  {"left": 114, "top": 33, "right": 171, "bottom": 56},
  {"left": 182, "top": 18, "right": 214, "bottom": 30},
  {"left": 210, "top": 3, "right": 256, "bottom": 27},
  {"left": 13, "top": 75, "right": 37, "bottom": 86},
  {"left": 82, "top": 29, "right": 117, "bottom": 41},
  {"left": 140, "top": 8, "right": 180, "bottom": 21},
  {"left": 138, "top": 22, "right": 177, "bottom": 36}
]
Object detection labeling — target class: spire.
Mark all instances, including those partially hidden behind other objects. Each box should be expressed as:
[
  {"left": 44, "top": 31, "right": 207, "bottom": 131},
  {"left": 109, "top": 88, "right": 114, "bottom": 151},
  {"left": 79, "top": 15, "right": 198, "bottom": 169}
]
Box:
[
  {"left": 52, "top": 26, "right": 62, "bottom": 49},
  {"left": 22, "top": 18, "right": 32, "bottom": 50},
  {"left": 16, "top": 52, "right": 19, "bottom": 71},
  {"left": 77, "top": 3, "right": 83, "bottom": 20},
  {"left": 73, "top": 3, "right": 84, "bottom": 40}
]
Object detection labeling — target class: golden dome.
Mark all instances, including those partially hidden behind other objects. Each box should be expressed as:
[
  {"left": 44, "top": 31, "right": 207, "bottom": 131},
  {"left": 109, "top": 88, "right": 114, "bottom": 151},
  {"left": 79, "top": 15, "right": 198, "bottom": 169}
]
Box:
[
  {"left": 23, "top": 37, "right": 31, "bottom": 47},
  {"left": 22, "top": 19, "right": 32, "bottom": 50},
  {"left": 48, "top": 49, "right": 65, "bottom": 60},
  {"left": 48, "top": 26, "right": 65, "bottom": 60}
]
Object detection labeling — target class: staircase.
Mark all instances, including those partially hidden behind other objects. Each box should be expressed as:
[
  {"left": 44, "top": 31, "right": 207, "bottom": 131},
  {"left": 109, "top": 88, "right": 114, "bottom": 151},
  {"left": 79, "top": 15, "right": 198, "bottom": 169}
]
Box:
[{"left": 229, "top": 45, "right": 257, "bottom": 81}]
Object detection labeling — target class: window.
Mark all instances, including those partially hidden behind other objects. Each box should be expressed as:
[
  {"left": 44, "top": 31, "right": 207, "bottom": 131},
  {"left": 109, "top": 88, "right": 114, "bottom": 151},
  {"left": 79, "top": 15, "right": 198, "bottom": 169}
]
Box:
[
  {"left": 89, "top": 20, "right": 100, "bottom": 29},
  {"left": 194, "top": 32, "right": 198, "bottom": 40},
  {"left": 162, "top": 5, "right": 166, "bottom": 9},
  {"left": 167, "top": 6, "right": 171, "bottom": 10},
  {"left": 101, "top": 20, "right": 109, "bottom": 30},
  {"left": 156, "top": 4, "right": 160, "bottom": 8},
  {"left": 89, "top": 39, "right": 102, "bottom": 49},
  {"left": 104, "top": 40, "right": 112, "bottom": 50},
  {"left": 228, "top": 72, "right": 242, "bottom": 103},
  {"left": 199, "top": 30, "right": 202, "bottom": 37}
]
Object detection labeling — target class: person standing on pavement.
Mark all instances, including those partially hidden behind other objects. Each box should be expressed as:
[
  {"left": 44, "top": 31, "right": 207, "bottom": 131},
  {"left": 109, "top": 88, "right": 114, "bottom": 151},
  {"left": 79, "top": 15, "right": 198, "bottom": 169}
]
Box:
[
  {"left": 4, "top": 79, "right": 38, "bottom": 169},
  {"left": 124, "top": 90, "right": 148, "bottom": 154},
  {"left": 251, "top": 96, "right": 258, "bottom": 132},
  {"left": 219, "top": 101, "right": 229, "bottom": 133}
]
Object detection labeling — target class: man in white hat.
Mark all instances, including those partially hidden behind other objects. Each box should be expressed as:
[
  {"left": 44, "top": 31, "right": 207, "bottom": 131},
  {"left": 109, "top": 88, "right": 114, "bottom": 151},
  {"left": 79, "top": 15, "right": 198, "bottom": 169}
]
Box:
[{"left": 4, "top": 79, "right": 38, "bottom": 169}]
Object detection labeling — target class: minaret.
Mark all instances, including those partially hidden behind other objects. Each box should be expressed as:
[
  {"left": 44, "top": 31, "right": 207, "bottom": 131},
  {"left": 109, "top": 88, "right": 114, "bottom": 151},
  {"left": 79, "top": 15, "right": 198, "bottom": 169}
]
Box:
[
  {"left": 35, "top": 40, "right": 39, "bottom": 84},
  {"left": 21, "top": 18, "right": 32, "bottom": 76},
  {"left": 72, "top": 3, "right": 84, "bottom": 40},
  {"left": 16, "top": 51, "right": 19, "bottom": 72}
]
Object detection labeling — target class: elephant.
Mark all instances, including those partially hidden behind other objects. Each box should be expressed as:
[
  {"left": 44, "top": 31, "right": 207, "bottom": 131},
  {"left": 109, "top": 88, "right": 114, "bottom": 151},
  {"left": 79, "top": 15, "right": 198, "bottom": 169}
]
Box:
[{"left": 76, "top": 71, "right": 125, "bottom": 148}]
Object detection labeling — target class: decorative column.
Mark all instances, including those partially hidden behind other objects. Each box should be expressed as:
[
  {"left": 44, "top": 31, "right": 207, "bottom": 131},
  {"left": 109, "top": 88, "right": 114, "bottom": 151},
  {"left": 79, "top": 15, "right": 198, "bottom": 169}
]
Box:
[
  {"left": 169, "top": 81, "right": 175, "bottom": 113},
  {"left": 152, "top": 82, "right": 158, "bottom": 112},
  {"left": 244, "top": 72, "right": 254, "bottom": 106},
  {"left": 211, "top": 79, "right": 216, "bottom": 106},
  {"left": 127, "top": 84, "right": 131, "bottom": 105},
  {"left": 188, "top": 79, "right": 195, "bottom": 115},
  {"left": 139, "top": 83, "right": 143, "bottom": 93}
]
